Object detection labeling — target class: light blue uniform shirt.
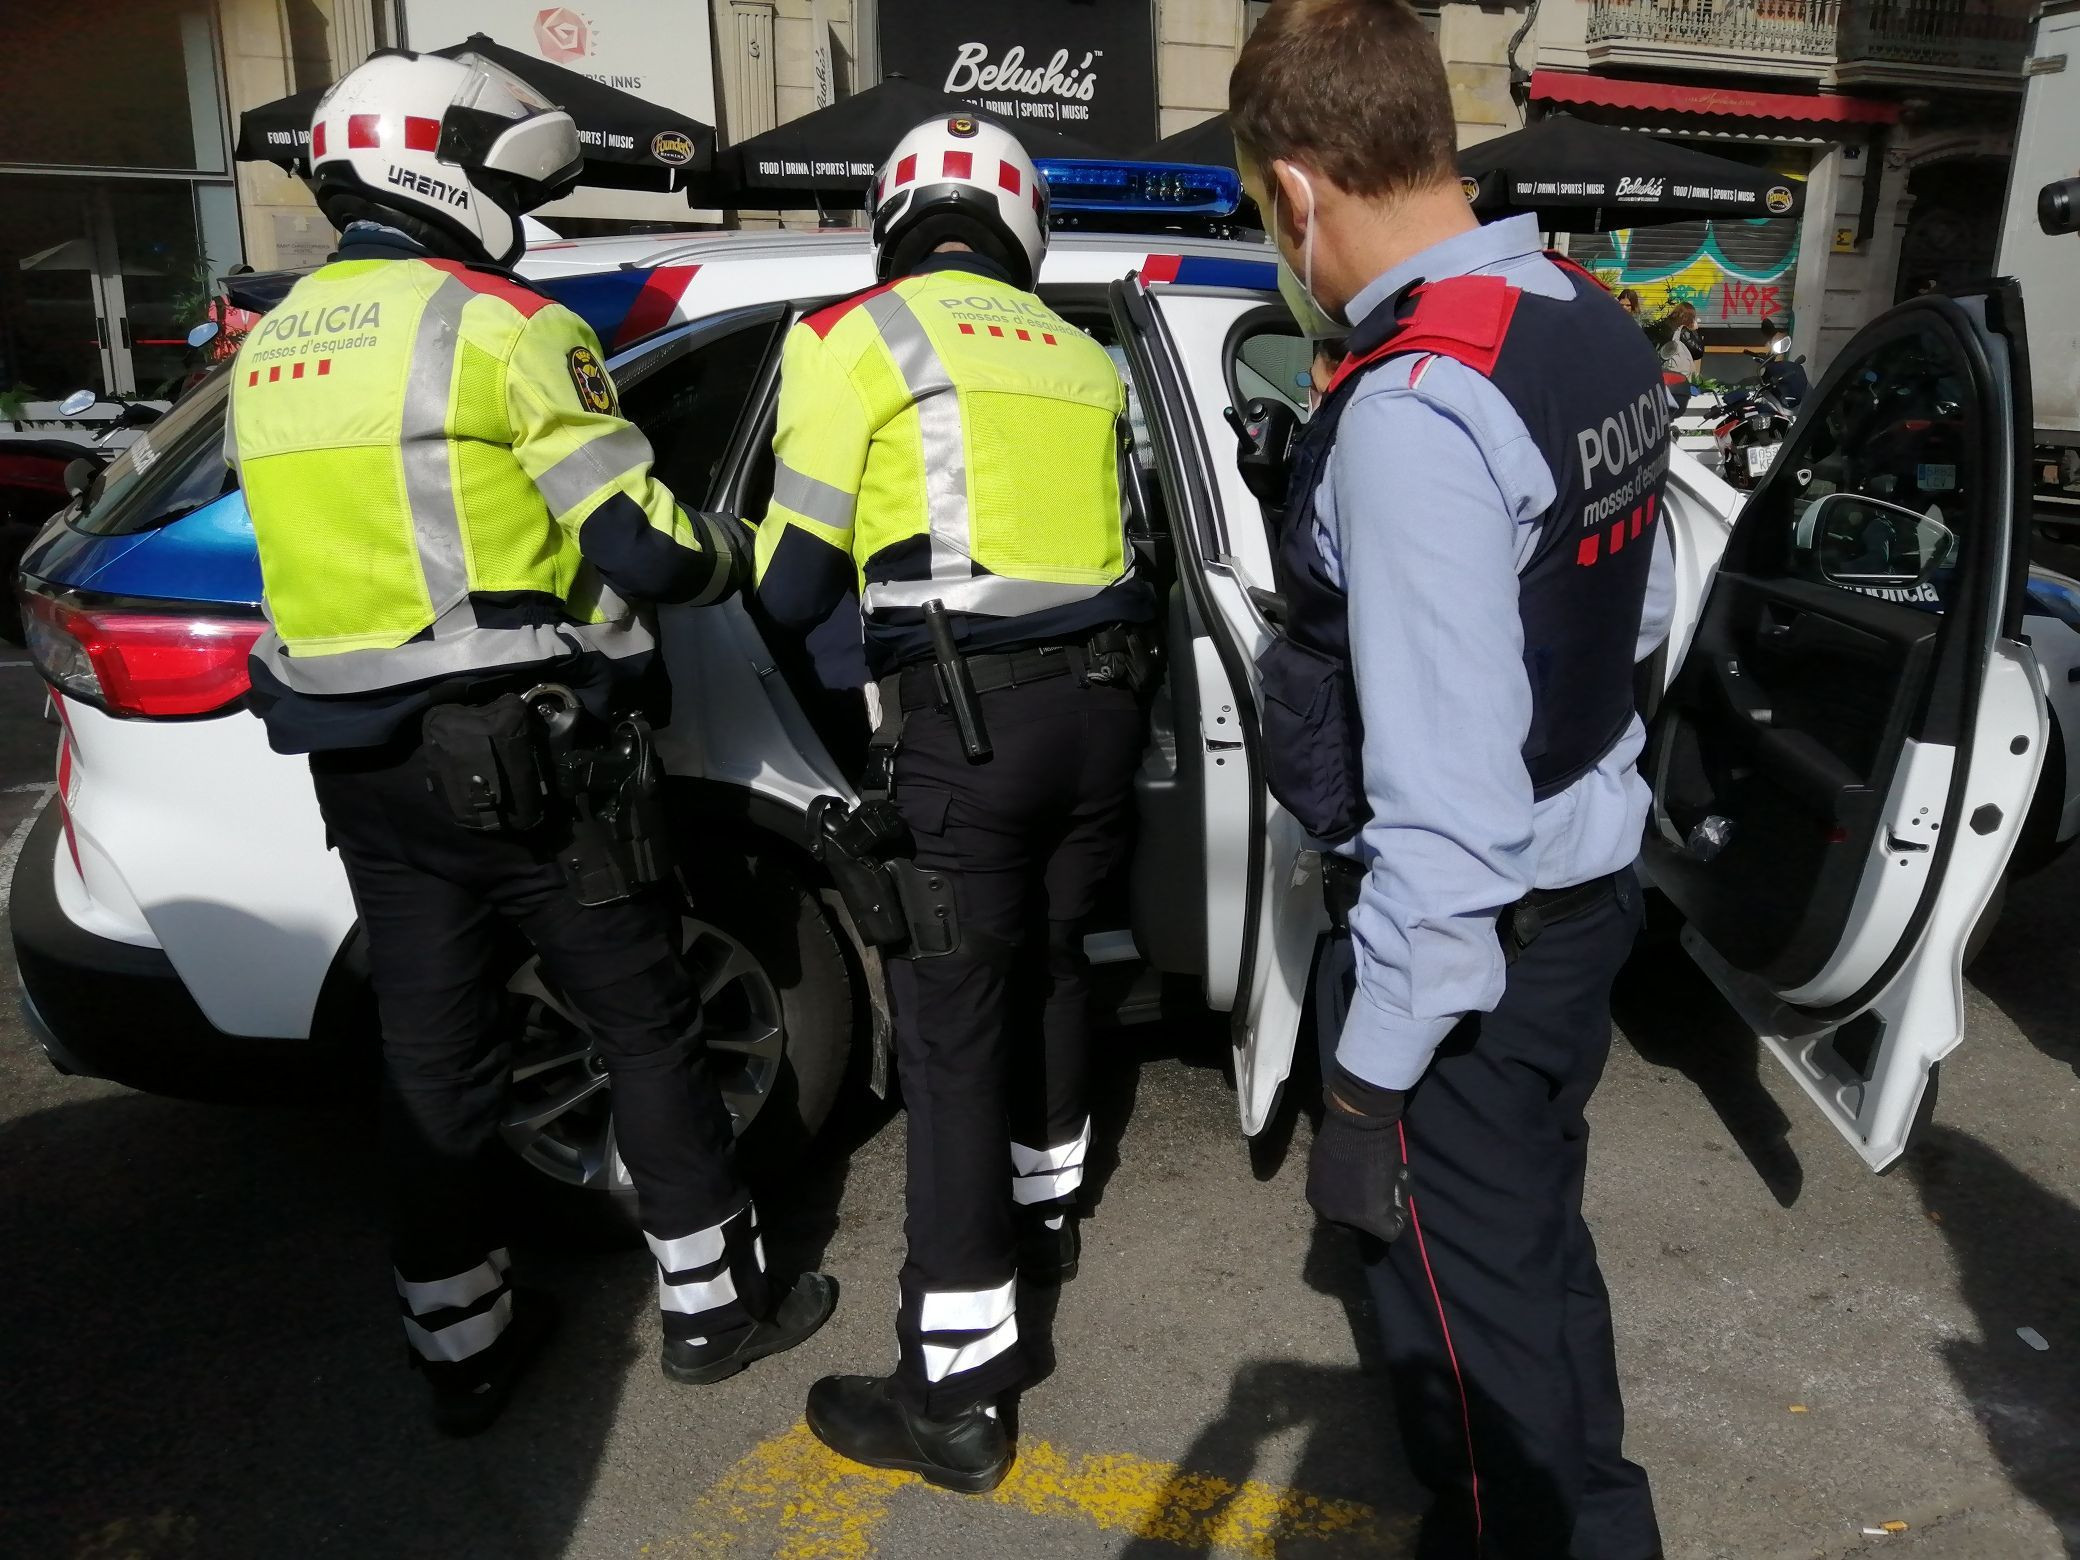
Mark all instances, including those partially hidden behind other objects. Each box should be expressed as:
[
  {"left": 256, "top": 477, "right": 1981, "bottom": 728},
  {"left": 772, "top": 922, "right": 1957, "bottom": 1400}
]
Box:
[{"left": 1318, "top": 214, "right": 1675, "bottom": 1090}]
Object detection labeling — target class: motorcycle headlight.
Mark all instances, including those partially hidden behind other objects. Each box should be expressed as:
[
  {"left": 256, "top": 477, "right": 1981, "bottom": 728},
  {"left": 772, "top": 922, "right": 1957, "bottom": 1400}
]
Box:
[{"left": 2025, "top": 568, "right": 2080, "bottom": 632}]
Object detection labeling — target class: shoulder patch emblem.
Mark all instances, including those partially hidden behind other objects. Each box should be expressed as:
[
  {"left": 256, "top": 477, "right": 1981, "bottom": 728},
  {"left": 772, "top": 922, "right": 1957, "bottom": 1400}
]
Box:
[{"left": 567, "top": 345, "right": 615, "bottom": 414}]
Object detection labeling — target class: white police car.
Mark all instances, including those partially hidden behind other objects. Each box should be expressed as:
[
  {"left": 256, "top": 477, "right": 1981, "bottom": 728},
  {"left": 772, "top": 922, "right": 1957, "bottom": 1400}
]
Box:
[{"left": 9, "top": 163, "right": 2063, "bottom": 1203}]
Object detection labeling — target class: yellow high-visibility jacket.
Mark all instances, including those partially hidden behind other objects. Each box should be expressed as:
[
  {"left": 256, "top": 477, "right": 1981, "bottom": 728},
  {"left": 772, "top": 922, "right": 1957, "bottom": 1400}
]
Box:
[
  {"left": 753, "top": 258, "right": 1142, "bottom": 675},
  {"left": 228, "top": 252, "right": 743, "bottom": 701}
]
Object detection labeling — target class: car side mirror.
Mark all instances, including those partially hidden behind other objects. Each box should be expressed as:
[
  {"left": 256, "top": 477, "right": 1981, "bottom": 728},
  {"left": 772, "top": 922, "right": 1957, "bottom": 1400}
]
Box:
[
  {"left": 58, "top": 389, "right": 98, "bottom": 418},
  {"left": 1802, "top": 491, "right": 1958, "bottom": 592},
  {"left": 63, "top": 456, "right": 97, "bottom": 496},
  {"left": 187, "top": 320, "right": 221, "bottom": 349}
]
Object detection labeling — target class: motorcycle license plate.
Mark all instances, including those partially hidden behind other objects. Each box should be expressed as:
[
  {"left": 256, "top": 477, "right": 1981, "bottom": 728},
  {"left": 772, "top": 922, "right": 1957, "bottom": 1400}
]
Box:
[{"left": 1747, "top": 444, "right": 1779, "bottom": 477}]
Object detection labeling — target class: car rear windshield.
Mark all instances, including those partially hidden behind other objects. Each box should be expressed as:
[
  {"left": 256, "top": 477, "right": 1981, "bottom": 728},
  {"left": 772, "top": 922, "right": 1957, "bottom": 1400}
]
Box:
[{"left": 71, "top": 370, "right": 236, "bottom": 538}]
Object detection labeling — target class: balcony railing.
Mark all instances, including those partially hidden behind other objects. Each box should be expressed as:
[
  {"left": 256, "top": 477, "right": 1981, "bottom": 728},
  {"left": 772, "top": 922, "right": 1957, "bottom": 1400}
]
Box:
[
  {"left": 1586, "top": 1, "right": 1841, "bottom": 60},
  {"left": 1585, "top": 0, "right": 2030, "bottom": 76},
  {"left": 1840, "top": 2, "right": 2031, "bottom": 75}
]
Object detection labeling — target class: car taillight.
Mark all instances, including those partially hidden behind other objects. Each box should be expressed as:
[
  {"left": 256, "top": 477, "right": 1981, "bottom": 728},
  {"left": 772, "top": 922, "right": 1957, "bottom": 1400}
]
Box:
[{"left": 20, "top": 581, "right": 263, "bottom": 719}]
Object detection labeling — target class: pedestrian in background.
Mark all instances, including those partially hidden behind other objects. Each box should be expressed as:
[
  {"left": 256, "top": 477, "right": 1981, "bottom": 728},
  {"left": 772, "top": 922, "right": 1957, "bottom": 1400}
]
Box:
[
  {"left": 1617, "top": 286, "right": 1642, "bottom": 318},
  {"left": 1232, "top": 1, "right": 1670, "bottom": 1554}
]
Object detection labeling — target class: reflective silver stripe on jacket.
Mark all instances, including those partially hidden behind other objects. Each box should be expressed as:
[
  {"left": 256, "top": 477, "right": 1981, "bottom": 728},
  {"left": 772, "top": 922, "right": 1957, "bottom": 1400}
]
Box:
[
  {"left": 401, "top": 275, "right": 478, "bottom": 624},
  {"left": 533, "top": 423, "right": 659, "bottom": 519},
  {"left": 771, "top": 457, "right": 858, "bottom": 532},
  {"left": 862, "top": 574, "right": 1111, "bottom": 617},
  {"left": 253, "top": 610, "right": 655, "bottom": 696},
  {"left": 867, "top": 289, "right": 972, "bottom": 583}
]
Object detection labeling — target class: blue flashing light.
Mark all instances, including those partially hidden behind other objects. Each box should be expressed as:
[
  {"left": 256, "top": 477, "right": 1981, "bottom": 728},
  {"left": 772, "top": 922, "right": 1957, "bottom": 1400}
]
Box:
[{"left": 1035, "top": 159, "right": 1243, "bottom": 218}]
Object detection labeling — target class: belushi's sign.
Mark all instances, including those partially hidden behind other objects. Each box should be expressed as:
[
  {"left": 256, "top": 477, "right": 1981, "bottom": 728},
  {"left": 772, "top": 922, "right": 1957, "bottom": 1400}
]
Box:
[{"left": 880, "top": 0, "right": 1157, "bottom": 154}]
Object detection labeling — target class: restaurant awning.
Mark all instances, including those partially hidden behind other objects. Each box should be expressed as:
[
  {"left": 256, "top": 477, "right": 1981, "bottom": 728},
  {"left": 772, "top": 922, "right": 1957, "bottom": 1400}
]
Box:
[{"left": 1529, "top": 69, "right": 1899, "bottom": 126}]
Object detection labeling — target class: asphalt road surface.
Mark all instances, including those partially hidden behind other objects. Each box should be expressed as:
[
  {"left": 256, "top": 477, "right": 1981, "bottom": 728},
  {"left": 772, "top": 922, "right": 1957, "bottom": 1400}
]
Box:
[{"left": 2, "top": 659, "right": 2077, "bottom": 1560}]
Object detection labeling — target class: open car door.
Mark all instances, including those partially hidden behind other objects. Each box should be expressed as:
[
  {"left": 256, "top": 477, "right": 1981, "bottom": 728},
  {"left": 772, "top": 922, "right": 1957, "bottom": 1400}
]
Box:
[
  {"left": 1647, "top": 285, "right": 2045, "bottom": 1170},
  {"left": 1110, "top": 269, "right": 1323, "bottom": 1136}
]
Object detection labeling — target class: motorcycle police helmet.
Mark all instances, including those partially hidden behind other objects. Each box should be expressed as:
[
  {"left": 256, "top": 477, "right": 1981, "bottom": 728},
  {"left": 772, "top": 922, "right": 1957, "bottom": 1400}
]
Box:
[
  {"left": 307, "top": 49, "right": 583, "bottom": 269},
  {"left": 870, "top": 116, "right": 1048, "bottom": 290}
]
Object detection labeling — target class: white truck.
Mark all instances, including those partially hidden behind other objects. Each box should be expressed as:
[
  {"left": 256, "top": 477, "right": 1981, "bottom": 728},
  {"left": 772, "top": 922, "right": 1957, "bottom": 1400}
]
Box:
[{"left": 2000, "top": 0, "right": 2080, "bottom": 512}]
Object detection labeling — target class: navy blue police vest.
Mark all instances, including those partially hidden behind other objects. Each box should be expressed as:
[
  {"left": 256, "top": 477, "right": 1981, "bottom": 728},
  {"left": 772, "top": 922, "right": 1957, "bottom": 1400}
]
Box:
[{"left": 1261, "top": 261, "right": 1669, "bottom": 846}]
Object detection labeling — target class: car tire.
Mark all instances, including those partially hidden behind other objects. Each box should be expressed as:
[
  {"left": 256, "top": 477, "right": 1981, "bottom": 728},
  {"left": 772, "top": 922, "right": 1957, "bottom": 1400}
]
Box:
[{"left": 498, "top": 844, "right": 858, "bottom": 1241}]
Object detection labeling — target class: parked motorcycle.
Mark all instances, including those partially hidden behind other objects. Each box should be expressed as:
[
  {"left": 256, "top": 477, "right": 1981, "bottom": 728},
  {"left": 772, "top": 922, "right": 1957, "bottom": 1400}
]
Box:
[{"left": 1713, "top": 330, "right": 1808, "bottom": 491}]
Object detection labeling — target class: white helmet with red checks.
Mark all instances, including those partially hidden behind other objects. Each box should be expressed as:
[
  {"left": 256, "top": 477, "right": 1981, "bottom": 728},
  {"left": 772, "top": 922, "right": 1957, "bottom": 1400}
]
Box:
[
  {"left": 308, "top": 49, "right": 583, "bottom": 269},
  {"left": 870, "top": 116, "right": 1048, "bottom": 290}
]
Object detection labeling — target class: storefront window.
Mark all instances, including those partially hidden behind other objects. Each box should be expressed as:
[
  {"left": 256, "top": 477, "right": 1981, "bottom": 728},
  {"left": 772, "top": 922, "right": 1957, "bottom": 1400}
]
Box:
[{"left": 4, "top": 3, "right": 228, "bottom": 173}]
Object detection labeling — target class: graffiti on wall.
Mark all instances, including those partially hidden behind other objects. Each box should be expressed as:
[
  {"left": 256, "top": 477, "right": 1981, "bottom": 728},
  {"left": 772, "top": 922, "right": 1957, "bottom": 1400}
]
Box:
[{"left": 1572, "top": 219, "right": 1802, "bottom": 329}]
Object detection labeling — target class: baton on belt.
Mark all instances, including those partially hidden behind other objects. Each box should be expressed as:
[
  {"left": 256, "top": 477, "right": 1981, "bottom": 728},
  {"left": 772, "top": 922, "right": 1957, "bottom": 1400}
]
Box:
[{"left": 925, "top": 599, "right": 992, "bottom": 763}]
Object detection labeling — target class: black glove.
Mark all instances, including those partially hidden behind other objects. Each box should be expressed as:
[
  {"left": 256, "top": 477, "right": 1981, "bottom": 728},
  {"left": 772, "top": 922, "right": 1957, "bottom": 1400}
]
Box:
[{"left": 1306, "top": 1062, "right": 1412, "bottom": 1246}]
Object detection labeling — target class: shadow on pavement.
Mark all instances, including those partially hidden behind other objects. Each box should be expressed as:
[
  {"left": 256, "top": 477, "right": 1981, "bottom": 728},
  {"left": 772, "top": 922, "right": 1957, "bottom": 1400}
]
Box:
[
  {"left": 1905, "top": 1123, "right": 2080, "bottom": 1555},
  {"left": 1610, "top": 941, "right": 1805, "bottom": 1207},
  {"left": 0, "top": 1086, "right": 652, "bottom": 1560},
  {"left": 1113, "top": 1224, "right": 1424, "bottom": 1559},
  {"left": 1967, "top": 853, "right": 2080, "bottom": 1080}
]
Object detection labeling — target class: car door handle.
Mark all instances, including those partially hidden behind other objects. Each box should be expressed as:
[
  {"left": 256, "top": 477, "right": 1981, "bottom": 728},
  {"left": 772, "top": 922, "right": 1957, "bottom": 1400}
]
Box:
[{"left": 1757, "top": 602, "right": 1803, "bottom": 641}]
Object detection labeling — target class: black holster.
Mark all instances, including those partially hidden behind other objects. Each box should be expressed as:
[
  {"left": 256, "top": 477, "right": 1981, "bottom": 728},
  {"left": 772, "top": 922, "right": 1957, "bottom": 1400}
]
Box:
[{"left": 539, "top": 693, "right": 669, "bottom": 908}]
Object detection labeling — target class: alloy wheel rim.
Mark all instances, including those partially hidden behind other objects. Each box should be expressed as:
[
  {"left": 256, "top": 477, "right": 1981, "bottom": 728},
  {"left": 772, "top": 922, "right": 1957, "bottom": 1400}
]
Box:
[{"left": 498, "top": 915, "right": 786, "bottom": 1192}]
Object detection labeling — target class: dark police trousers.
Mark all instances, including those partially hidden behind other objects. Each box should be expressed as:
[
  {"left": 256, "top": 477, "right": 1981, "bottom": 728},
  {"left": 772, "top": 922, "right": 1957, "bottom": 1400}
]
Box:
[
  {"left": 1318, "top": 868, "right": 1661, "bottom": 1560},
  {"left": 311, "top": 737, "right": 768, "bottom": 1381},
  {"left": 886, "top": 673, "right": 1144, "bottom": 1414}
]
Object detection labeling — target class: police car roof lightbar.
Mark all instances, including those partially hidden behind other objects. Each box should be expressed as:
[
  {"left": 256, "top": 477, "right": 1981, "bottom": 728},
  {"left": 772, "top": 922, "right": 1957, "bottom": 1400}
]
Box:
[{"left": 1035, "top": 160, "right": 1242, "bottom": 219}]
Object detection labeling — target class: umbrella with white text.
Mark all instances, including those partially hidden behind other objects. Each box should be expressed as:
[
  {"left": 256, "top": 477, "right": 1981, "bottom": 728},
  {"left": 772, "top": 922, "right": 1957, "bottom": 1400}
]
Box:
[
  {"left": 698, "top": 75, "right": 1103, "bottom": 209},
  {"left": 234, "top": 33, "right": 714, "bottom": 195},
  {"left": 1456, "top": 116, "right": 1803, "bottom": 232}
]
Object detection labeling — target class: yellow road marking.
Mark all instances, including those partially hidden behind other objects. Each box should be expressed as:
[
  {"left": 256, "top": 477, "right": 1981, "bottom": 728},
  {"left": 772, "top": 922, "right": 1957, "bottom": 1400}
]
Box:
[{"left": 657, "top": 1422, "right": 1409, "bottom": 1558}]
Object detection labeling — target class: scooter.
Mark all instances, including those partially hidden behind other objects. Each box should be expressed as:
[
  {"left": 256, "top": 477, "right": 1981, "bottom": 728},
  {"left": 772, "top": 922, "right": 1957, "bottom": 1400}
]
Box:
[{"left": 1712, "top": 331, "right": 1808, "bottom": 491}]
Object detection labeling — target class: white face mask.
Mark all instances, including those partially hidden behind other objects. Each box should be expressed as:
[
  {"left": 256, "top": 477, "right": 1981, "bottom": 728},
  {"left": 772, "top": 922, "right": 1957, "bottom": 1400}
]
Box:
[{"left": 1272, "top": 166, "right": 1344, "bottom": 341}]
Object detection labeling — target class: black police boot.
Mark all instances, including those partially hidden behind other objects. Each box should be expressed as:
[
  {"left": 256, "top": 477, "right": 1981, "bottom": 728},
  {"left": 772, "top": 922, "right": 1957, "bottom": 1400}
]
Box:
[
  {"left": 660, "top": 1271, "right": 838, "bottom": 1386},
  {"left": 1015, "top": 1207, "right": 1080, "bottom": 1285},
  {"left": 805, "top": 1374, "right": 1013, "bottom": 1493},
  {"left": 420, "top": 1288, "right": 561, "bottom": 1438}
]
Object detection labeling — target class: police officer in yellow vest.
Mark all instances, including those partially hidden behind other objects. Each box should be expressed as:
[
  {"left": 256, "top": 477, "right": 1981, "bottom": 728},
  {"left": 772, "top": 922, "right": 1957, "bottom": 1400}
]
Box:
[
  {"left": 756, "top": 116, "right": 1153, "bottom": 1490},
  {"left": 228, "top": 49, "right": 834, "bottom": 1435}
]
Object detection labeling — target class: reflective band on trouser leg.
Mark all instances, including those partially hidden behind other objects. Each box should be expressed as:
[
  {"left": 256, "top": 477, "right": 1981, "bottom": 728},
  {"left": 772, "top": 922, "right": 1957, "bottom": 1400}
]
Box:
[
  {"left": 396, "top": 1248, "right": 514, "bottom": 1365},
  {"left": 867, "top": 291, "right": 971, "bottom": 584},
  {"left": 1010, "top": 1116, "right": 1092, "bottom": 1206},
  {"left": 647, "top": 1202, "right": 765, "bottom": 1345},
  {"left": 918, "top": 1277, "right": 1018, "bottom": 1384}
]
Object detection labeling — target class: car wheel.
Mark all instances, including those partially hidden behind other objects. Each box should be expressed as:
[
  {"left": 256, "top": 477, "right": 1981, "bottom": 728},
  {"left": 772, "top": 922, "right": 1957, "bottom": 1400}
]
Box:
[{"left": 497, "top": 849, "right": 856, "bottom": 1213}]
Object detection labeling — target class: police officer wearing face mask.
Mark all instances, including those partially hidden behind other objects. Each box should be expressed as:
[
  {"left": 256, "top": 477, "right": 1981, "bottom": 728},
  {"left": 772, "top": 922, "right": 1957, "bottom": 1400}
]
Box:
[{"left": 1233, "top": 3, "right": 1673, "bottom": 1556}]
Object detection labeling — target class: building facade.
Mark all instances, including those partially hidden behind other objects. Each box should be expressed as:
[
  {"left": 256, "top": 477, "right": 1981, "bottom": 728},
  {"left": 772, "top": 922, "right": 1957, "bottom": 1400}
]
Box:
[
  {"left": 5, "top": 1, "right": 2026, "bottom": 405},
  {"left": 1527, "top": 0, "right": 2032, "bottom": 374}
]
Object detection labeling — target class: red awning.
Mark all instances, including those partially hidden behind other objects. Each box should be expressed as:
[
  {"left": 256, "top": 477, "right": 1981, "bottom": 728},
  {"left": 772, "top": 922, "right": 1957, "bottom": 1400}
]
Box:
[{"left": 1530, "top": 69, "right": 1899, "bottom": 125}]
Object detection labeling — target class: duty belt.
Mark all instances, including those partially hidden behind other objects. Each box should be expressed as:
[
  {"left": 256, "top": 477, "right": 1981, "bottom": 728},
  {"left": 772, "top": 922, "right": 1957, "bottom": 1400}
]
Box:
[
  {"left": 893, "top": 625, "right": 1151, "bottom": 714},
  {"left": 1323, "top": 855, "right": 1622, "bottom": 963}
]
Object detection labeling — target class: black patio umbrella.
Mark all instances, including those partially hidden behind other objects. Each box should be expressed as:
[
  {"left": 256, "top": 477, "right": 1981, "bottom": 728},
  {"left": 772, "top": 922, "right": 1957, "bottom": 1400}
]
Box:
[
  {"left": 233, "top": 34, "right": 715, "bottom": 195},
  {"left": 698, "top": 75, "right": 1103, "bottom": 209},
  {"left": 1139, "top": 112, "right": 1240, "bottom": 171},
  {"left": 1456, "top": 115, "right": 1803, "bottom": 231}
]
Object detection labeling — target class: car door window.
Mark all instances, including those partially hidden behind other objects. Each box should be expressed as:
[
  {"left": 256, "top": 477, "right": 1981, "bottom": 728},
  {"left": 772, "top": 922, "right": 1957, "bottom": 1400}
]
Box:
[
  {"left": 1758, "top": 325, "right": 1981, "bottom": 614},
  {"left": 616, "top": 314, "right": 785, "bottom": 511}
]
